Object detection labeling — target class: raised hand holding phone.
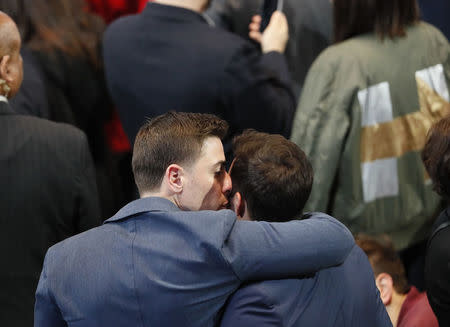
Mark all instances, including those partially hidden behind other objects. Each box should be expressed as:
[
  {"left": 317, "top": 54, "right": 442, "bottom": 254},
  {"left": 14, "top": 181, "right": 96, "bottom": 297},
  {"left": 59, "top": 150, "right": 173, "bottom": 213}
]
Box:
[{"left": 249, "top": 10, "right": 289, "bottom": 54}]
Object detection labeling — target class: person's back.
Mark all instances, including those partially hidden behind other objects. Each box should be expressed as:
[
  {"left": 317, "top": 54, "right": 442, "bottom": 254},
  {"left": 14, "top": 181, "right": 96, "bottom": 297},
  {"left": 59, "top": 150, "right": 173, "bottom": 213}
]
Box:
[
  {"left": 9, "top": 47, "right": 49, "bottom": 118},
  {"left": 0, "top": 111, "right": 101, "bottom": 327},
  {"left": 0, "top": 12, "right": 101, "bottom": 326},
  {"left": 221, "top": 245, "right": 391, "bottom": 326},
  {"left": 425, "top": 208, "right": 450, "bottom": 326},
  {"left": 0, "top": 0, "right": 121, "bottom": 218},
  {"left": 34, "top": 112, "right": 354, "bottom": 327},
  {"left": 292, "top": 15, "right": 450, "bottom": 251},
  {"left": 103, "top": 2, "right": 295, "bottom": 149},
  {"left": 422, "top": 117, "right": 450, "bottom": 326},
  {"left": 220, "top": 130, "right": 391, "bottom": 327},
  {"left": 36, "top": 200, "right": 241, "bottom": 326}
]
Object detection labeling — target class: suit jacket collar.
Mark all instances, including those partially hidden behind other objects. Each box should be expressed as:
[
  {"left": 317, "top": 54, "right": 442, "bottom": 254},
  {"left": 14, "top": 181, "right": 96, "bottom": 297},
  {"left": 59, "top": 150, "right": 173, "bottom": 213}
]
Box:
[
  {"left": 144, "top": 2, "right": 208, "bottom": 25},
  {"left": 104, "top": 197, "right": 181, "bottom": 223},
  {"left": 0, "top": 101, "right": 15, "bottom": 116}
]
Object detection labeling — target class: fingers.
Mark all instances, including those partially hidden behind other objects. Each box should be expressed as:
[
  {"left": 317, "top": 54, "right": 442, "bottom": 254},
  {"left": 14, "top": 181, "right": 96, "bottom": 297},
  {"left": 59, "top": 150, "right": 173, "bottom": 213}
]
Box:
[
  {"left": 249, "top": 31, "right": 262, "bottom": 43},
  {"left": 252, "top": 15, "right": 262, "bottom": 24},
  {"left": 248, "top": 15, "right": 262, "bottom": 43},
  {"left": 249, "top": 15, "right": 261, "bottom": 33}
]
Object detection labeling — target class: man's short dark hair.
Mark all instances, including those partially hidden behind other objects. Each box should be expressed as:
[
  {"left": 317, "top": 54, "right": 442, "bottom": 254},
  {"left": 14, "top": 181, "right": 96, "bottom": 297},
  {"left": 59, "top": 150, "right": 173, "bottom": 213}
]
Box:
[
  {"left": 356, "top": 234, "right": 410, "bottom": 295},
  {"left": 333, "top": 0, "right": 420, "bottom": 43},
  {"left": 422, "top": 115, "right": 450, "bottom": 200},
  {"left": 132, "top": 112, "right": 228, "bottom": 194},
  {"left": 230, "top": 130, "right": 313, "bottom": 222}
]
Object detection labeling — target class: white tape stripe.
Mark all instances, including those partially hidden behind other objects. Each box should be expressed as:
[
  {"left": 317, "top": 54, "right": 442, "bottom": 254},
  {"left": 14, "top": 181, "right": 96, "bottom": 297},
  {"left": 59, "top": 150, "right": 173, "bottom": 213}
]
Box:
[
  {"left": 361, "top": 158, "right": 399, "bottom": 203},
  {"left": 415, "top": 64, "right": 449, "bottom": 102},
  {"left": 358, "top": 82, "right": 394, "bottom": 127}
]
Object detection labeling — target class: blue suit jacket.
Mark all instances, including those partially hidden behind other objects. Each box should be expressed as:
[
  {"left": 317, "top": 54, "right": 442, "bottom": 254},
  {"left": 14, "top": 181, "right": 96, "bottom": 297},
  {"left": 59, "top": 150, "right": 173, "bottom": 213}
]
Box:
[
  {"left": 220, "top": 245, "right": 392, "bottom": 327},
  {"left": 34, "top": 197, "right": 353, "bottom": 326}
]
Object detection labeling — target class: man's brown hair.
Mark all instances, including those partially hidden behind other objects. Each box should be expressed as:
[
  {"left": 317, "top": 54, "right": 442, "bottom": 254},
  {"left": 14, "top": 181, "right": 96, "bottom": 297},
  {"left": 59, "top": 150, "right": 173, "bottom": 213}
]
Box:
[
  {"left": 422, "top": 115, "right": 450, "bottom": 200},
  {"left": 333, "top": 0, "right": 420, "bottom": 43},
  {"left": 132, "top": 112, "right": 228, "bottom": 194},
  {"left": 230, "top": 130, "right": 313, "bottom": 222},
  {"left": 356, "top": 234, "right": 410, "bottom": 295}
]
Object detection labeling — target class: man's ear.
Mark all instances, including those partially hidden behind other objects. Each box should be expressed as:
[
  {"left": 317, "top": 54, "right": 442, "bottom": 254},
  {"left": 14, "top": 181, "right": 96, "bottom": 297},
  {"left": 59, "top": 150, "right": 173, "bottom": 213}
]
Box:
[
  {"left": 0, "top": 55, "right": 11, "bottom": 81},
  {"left": 165, "top": 164, "right": 184, "bottom": 194},
  {"left": 375, "top": 273, "right": 394, "bottom": 306},
  {"left": 231, "top": 192, "right": 246, "bottom": 218}
]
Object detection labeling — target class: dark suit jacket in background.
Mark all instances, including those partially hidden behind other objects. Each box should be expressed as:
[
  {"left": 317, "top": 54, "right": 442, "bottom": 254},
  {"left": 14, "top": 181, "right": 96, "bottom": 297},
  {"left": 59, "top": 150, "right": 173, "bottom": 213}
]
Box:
[
  {"left": 103, "top": 2, "right": 295, "bottom": 155},
  {"left": 425, "top": 207, "right": 450, "bottom": 327},
  {"left": 221, "top": 245, "right": 392, "bottom": 327},
  {"left": 35, "top": 197, "right": 354, "bottom": 326},
  {"left": 0, "top": 101, "right": 101, "bottom": 327},
  {"left": 206, "top": 0, "right": 332, "bottom": 95},
  {"left": 418, "top": 0, "right": 450, "bottom": 40},
  {"left": 29, "top": 47, "right": 123, "bottom": 219},
  {"left": 10, "top": 47, "right": 50, "bottom": 119}
]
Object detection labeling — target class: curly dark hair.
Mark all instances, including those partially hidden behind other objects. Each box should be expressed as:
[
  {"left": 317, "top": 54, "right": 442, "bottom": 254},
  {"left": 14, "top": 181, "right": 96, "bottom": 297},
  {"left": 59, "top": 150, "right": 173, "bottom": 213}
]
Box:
[{"left": 422, "top": 115, "right": 450, "bottom": 200}]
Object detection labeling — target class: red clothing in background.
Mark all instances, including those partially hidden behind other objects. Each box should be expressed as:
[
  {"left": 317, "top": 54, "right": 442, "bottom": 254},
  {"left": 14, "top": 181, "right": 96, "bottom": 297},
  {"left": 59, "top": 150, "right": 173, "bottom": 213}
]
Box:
[
  {"left": 85, "top": 0, "right": 149, "bottom": 151},
  {"left": 86, "top": 0, "right": 149, "bottom": 23},
  {"left": 398, "top": 287, "right": 439, "bottom": 327}
]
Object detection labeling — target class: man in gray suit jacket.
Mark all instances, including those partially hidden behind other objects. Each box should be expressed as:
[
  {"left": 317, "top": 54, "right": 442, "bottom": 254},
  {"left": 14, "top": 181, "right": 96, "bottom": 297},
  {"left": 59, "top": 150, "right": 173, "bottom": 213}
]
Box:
[{"left": 35, "top": 111, "right": 354, "bottom": 326}]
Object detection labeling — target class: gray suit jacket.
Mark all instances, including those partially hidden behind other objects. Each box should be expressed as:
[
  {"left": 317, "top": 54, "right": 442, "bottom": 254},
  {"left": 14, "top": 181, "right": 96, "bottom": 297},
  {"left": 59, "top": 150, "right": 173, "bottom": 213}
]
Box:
[
  {"left": 221, "top": 246, "right": 392, "bottom": 327},
  {"left": 35, "top": 197, "right": 353, "bottom": 326}
]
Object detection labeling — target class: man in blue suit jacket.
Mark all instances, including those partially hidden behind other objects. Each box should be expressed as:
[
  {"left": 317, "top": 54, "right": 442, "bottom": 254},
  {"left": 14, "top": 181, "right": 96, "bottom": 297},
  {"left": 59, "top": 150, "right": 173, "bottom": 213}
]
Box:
[
  {"left": 220, "top": 131, "right": 392, "bottom": 327},
  {"left": 34, "top": 112, "right": 354, "bottom": 326},
  {"left": 103, "top": 0, "right": 296, "bottom": 156}
]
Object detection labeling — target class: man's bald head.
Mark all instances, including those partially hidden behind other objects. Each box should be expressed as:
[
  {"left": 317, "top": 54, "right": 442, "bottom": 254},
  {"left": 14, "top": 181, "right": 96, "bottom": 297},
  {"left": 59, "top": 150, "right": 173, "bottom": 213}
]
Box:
[
  {"left": 0, "top": 11, "right": 22, "bottom": 98},
  {"left": 0, "top": 11, "right": 20, "bottom": 56}
]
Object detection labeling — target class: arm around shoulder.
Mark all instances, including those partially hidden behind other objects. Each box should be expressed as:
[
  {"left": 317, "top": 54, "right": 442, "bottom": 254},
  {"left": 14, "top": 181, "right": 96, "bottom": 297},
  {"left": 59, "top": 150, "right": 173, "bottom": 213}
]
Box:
[{"left": 222, "top": 212, "right": 354, "bottom": 281}]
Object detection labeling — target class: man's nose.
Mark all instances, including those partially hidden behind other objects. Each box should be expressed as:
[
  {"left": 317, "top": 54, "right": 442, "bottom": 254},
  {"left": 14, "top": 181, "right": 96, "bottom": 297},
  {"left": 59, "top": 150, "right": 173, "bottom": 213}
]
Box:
[{"left": 222, "top": 171, "right": 232, "bottom": 194}]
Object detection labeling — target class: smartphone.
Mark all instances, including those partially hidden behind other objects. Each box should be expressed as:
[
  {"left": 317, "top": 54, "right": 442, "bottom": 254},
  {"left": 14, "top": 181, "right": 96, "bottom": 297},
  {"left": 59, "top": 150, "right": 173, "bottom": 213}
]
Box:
[{"left": 260, "top": 0, "right": 284, "bottom": 32}]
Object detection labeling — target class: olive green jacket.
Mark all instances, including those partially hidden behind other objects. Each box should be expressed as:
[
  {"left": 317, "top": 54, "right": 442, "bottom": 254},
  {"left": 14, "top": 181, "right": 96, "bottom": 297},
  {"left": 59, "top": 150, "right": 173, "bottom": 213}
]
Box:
[{"left": 291, "top": 22, "right": 450, "bottom": 250}]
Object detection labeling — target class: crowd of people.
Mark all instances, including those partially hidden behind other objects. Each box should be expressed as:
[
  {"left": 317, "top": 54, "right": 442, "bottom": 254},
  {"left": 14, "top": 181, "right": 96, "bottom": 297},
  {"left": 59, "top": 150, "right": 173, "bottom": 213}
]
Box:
[{"left": 0, "top": 0, "right": 449, "bottom": 326}]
